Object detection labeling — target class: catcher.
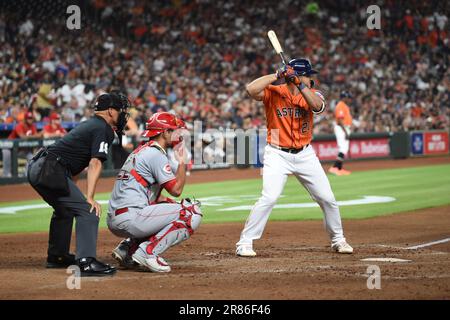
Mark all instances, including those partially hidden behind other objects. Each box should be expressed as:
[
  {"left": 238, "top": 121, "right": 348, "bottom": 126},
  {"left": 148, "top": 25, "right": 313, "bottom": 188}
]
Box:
[{"left": 107, "top": 112, "right": 202, "bottom": 273}]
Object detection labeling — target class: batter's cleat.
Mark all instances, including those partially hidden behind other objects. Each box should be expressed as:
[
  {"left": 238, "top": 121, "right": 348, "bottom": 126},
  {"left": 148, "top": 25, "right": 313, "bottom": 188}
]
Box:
[
  {"left": 77, "top": 257, "right": 117, "bottom": 277},
  {"left": 332, "top": 241, "right": 354, "bottom": 254},
  {"left": 132, "top": 250, "right": 171, "bottom": 273},
  {"left": 236, "top": 245, "right": 257, "bottom": 257},
  {"left": 46, "top": 253, "right": 76, "bottom": 268},
  {"left": 112, "top": 239, "right": 137, "bottom": 269}
]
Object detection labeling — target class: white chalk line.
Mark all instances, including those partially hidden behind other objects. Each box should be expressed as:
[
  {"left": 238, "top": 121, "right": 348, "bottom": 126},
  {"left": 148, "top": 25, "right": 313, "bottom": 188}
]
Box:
[
  {"left": 405, "top": 237, "right": 450, "bottom": 250},
  {"left": 282, "top": 244, "right": 448, "bottom": 251},
  {"left": 358, "top": 274, "right": 450, "bottom": 280}
]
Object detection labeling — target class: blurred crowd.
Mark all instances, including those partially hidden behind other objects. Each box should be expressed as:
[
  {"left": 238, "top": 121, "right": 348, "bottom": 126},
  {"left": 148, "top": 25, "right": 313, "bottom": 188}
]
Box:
[{"left": 0, "top": 0, "right": 448, "bottom": 137}]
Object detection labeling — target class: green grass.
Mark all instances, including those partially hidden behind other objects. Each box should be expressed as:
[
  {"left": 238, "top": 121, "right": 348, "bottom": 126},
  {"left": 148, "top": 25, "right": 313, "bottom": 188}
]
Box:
[{"left": 0, "top": 164, "right": 449, "bottom": 233}]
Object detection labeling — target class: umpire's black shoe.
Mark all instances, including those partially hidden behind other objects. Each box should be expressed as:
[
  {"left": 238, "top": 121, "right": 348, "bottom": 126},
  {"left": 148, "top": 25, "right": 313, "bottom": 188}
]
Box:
[
  {"left": 77, "top": 257, "right": 117, "bottom": 277},
  {"left": 46, "top": 253, "right": 76, "bottom": 269}
]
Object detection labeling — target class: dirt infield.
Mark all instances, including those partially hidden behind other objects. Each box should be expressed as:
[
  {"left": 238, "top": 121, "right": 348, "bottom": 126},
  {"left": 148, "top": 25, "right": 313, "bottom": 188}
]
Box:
[
  {"left": 0, "top": 205, "right": 449, "bottom": 300},
  {"left": 0, "top": 156, "right": 449, "bottom": 299}
]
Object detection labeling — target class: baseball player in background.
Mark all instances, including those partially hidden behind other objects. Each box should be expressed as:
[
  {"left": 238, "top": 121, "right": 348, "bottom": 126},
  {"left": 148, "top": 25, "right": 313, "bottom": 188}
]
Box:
[
  {"left": 236, "top": 59, "right": 353, "bottom": 257},
  {"left": 329, "top": 91, "right": 353, "bottom": 176},
  {"left": 107, "top": 112, "right": 202, "bottom": 273}
]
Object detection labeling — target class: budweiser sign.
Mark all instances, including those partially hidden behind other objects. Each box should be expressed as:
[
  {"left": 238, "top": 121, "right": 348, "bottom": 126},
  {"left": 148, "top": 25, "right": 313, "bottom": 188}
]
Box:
[{"left": 312, "top": 138, "right": 390, "bottom": 161}]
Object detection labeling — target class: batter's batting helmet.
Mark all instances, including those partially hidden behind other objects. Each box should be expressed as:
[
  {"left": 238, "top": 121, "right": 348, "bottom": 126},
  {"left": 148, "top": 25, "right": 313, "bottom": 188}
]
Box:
[{"left": 288, "top": 58, "right": 319, "bottom": 76}]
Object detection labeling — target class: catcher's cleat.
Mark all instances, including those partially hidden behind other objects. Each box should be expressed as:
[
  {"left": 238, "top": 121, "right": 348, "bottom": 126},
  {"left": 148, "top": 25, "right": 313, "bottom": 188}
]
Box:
[
  {"left": 236, "top": 245, "right": 257, "bottom": 257},
  {"left": 332, "top": 241, "right": 354, "bottom": 254},
  {"left": 112, "top": 238, "right": 138, "bottom": 269},
  {"left": 132, "top": 250, "right": 171, "bottom": 273},
  {"left": 46, "top": 253, "right": 76, "bottom": 269}
]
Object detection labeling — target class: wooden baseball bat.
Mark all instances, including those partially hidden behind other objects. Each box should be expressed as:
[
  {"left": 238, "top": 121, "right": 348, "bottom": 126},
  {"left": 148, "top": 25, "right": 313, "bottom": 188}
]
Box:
[{"left": 267, "top": 30, "right": 288, "bottom": 65}]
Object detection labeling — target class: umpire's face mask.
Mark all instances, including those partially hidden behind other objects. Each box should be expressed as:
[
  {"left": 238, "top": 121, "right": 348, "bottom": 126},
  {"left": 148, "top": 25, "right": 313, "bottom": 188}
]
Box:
[
  {"left": 110, "top": 92, "right": 131, "bottom": 136},
  {"left": 114, "top": 108, "right": 130, "bottom": 135}
]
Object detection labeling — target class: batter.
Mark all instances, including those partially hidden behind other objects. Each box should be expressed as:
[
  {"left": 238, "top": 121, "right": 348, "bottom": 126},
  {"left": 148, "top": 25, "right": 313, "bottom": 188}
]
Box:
[{"left": 236, "top": 58, "right": 353, "bottom": 256}]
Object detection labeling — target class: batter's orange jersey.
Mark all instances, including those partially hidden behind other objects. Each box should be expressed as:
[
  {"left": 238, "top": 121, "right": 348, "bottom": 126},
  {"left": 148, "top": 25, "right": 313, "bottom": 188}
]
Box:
[
  {"left": 263, "top": 84, "right": 325, "bottom": 149},
  {"left": 335, "top": 101, "right": 352, "bottom": 126}
]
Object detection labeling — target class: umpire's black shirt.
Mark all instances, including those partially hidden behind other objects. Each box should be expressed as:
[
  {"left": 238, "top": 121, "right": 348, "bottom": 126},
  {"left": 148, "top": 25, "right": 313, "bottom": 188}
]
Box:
[{"left": 48, "top": 115, "right": 115, "bottom": 176}]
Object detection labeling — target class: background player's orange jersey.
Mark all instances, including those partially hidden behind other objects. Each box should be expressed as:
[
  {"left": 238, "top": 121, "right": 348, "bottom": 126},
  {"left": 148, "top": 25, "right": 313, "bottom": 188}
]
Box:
[
  {"left": 335, "top": 101, "right": 352, "bottom": 126},
  {"left": 263, "top": 84, "right": 325, "bottom": 148}
]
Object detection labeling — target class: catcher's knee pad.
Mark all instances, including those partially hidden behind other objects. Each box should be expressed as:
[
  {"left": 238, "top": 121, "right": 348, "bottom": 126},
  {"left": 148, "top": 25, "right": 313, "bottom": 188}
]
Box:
[
  {"left": 180, "top": 198, "right": 203, "bottom": 234},
  {"left": 190, "top": 213, "right": 202, "bottom": 232}
]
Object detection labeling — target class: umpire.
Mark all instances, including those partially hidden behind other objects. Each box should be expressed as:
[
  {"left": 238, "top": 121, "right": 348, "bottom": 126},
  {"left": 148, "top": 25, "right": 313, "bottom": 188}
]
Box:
[{"left": 27, "top": 91, "right": 130, "bottom": 276}]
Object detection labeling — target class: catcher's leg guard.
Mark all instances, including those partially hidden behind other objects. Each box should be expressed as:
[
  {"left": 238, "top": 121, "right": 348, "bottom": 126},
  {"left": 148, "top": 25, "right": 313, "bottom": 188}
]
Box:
[
  {"left": 142, "top": 199, "right": 203, "bottom": 256},
  {"left": 179, "top": 198, "right": 203, "bottom": 234},
  {"left": 132, "top": 221, "right": 190, "bottom": 272},
  {"left": 145, "top": 221, "right": 191, "bottom": 256}
]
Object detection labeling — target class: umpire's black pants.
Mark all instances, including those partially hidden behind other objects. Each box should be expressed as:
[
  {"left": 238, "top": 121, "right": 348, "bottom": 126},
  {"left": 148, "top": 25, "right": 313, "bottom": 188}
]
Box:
[{"left": 27, "top": 156, "right": 99, "bottom": 259}]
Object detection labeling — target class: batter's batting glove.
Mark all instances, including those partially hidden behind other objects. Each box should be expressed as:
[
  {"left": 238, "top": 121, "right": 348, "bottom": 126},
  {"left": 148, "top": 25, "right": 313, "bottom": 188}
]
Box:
[
  {"left": 276, "top": 65, "right": 296, "bottom": 79},
  {"left": 286, "top": 74, "right": 301, "bottom": 85}
]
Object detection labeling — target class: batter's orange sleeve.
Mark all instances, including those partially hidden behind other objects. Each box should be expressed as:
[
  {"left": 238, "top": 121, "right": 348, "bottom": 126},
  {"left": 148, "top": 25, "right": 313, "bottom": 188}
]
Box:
[{"left": 263, "top": 86, "right": 273, "bottom": 107}]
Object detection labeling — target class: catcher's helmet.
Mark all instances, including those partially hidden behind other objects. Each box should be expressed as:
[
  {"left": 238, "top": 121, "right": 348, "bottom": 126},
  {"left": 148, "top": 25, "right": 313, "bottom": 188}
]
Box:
[
  {"left": 142, "top": 112, "right": 184, "bottom": 139},
  {"left": 340, "top": 91, "right": 352, "bottom": 99},
  {"left": 175, "top": 117, "right": 187, "bottom": 130},
  {"left": 288, "top": 58, "right": 319, "bottom": 76}
]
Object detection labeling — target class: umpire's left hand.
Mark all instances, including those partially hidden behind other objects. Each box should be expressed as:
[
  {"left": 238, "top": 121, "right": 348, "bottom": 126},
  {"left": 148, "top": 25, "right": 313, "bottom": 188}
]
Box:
[{"left": 87, "top": 198, "right": 102, "bottom": 217}]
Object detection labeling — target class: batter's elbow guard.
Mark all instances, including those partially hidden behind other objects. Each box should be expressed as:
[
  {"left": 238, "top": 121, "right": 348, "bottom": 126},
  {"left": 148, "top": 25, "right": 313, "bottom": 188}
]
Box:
[{"left": 312, "top": 101, "right": 326, "bottom": 114}]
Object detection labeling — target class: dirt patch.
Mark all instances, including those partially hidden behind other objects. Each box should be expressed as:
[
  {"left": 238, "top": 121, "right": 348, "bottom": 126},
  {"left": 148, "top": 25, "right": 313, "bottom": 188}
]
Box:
[
  {"left": 1, "top": 155, "right": 449, "bottom": 202},
  {"left": 0, "top": 205, "right": 449, "bottom": 300},
  {"left": 0, "top": 155, "right": 449, "bottom": 299}
]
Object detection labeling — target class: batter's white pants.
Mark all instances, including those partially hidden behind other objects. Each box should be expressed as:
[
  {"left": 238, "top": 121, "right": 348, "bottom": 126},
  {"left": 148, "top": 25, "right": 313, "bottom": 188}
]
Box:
[
  {"left": 333, "top": 125, "right": 350, "bottom": 155},
  {"left": 237, "top": 144, "right": 346, "bottom": 247}
]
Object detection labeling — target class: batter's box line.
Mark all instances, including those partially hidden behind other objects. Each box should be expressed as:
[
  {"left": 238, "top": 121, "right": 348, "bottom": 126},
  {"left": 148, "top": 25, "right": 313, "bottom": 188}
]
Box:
[
  {"left": 281, "top": 243, "right": 450, "bottom": 254},
  {"left": 372, "top": 238, "right": 450, "bottom": 252},
  {"left": 357, "top": 274, "right": 450, "bottom": 280}
]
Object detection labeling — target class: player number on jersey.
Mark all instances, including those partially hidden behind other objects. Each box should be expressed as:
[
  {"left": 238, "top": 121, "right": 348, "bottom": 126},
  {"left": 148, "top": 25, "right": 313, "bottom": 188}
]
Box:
[
  {"left": 99, "top": 142, "right": 109, "bottom": 154},
  {"left": 301, "top": 122, "right": 309, "bottom": 133}
]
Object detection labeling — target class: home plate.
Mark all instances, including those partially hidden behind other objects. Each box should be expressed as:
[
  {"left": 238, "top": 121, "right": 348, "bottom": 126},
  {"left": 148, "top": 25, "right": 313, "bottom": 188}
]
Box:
[{"left": 361, "top": 258, "right": 411, "bottom": 263}]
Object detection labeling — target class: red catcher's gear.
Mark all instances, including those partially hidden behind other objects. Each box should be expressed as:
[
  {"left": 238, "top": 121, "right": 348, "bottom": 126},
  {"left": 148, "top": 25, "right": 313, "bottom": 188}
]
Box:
[{"left": 142, "top": 112, "right": 186, "bottom": 146}]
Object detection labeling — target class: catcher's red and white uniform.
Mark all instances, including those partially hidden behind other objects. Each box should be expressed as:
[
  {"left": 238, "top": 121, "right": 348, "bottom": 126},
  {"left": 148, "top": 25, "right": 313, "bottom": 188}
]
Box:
[{"left": 107, "top": 141, "right": 202, "bottom": 272}]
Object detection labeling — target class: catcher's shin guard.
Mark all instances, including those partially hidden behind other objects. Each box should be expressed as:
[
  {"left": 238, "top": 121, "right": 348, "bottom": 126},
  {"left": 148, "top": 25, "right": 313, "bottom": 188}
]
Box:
[
  {"left": 145, "top": 221, "right": 190, "bottom": 256},
  {"left": 144, "top": 201, "right": 203, "bottom": 256}
]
